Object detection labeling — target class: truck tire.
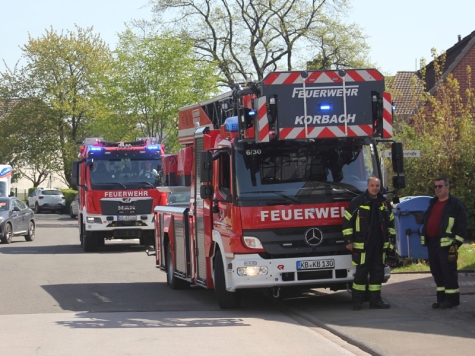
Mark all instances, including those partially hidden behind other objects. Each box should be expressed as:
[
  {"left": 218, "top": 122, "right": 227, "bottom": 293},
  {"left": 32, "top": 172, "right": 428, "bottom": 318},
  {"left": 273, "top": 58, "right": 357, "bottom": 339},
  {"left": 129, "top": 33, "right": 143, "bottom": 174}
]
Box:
[
  {"left": 214, "top": 250, "right": 241, "bottom": 309},
  {"left": 24, "top": 221, "right": 35, "bottom": 241},
  {"left": 166, "top": 244, "right": 187, "bottom": 289},
  {"left": 82, "top": 228, "right": 98, "bottom": 252}
]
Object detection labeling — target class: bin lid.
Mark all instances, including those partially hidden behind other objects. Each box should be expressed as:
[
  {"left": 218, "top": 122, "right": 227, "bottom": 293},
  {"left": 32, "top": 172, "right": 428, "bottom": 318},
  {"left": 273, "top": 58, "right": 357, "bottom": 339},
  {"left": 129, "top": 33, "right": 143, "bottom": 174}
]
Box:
[{"left": 394, "top": 196, "right": 432, "bottom": 215}]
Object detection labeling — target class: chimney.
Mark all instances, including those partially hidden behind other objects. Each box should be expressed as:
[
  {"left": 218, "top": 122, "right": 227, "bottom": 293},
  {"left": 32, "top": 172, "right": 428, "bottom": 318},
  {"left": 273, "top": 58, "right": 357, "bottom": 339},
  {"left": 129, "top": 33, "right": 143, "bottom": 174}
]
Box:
[{"left": 458, "top": 35, "right": 462, "bottom": 42}]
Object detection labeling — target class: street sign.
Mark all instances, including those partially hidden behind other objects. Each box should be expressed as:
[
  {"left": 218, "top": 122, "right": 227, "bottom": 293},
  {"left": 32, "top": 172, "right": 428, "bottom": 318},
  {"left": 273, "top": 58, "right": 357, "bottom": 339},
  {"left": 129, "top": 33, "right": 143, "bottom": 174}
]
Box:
[{"left": 380, "top": 150, "right": 420, "bottom": 158}]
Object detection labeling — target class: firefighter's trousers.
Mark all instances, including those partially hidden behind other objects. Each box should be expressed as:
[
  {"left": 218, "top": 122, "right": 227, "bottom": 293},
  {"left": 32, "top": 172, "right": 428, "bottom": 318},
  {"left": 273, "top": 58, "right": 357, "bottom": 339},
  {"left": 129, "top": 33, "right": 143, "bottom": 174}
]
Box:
[
  {"left": 352, "top": 243, "right": 385, "bottom": 304},
  {"left": 427, "top": 238, "right": 460, "bottom": 305}
]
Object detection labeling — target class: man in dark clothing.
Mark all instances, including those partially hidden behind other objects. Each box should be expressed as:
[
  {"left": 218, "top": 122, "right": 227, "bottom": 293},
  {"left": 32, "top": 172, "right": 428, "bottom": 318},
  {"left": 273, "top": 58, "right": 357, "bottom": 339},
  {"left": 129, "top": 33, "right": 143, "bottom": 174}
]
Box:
[
  {"left": 421, "top": 177, "right": 468, "bottom": 309},
  {"left": 342, "top": 176, "right": 397, "bottom": 310}
]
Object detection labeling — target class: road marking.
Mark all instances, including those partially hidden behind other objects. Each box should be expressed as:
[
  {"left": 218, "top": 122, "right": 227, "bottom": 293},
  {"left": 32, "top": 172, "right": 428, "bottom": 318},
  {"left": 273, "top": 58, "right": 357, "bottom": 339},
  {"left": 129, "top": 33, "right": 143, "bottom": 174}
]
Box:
[{"left": 92, "top": 292, "right": 111, "bottom": 303}]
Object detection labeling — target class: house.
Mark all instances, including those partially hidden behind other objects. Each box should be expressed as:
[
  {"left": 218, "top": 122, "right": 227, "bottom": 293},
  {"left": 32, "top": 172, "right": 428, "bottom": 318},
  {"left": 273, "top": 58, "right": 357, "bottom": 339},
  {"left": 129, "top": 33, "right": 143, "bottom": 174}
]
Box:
[{"left": 391, "top": 30, "right": 475, "bottom": 123}]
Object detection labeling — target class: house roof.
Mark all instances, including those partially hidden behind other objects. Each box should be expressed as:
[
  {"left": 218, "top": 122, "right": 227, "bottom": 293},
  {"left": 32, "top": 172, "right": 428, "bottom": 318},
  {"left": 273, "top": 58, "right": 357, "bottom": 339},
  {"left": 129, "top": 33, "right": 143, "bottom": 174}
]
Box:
[
  {"left": 423, "top": 30, "right": 475, "bottom": 94},
  {"left": 390, "top": 30, "right": 475, "bottom": 117},
  {"left": 390, "top": 71, "right": 424, "bottom": 117}
]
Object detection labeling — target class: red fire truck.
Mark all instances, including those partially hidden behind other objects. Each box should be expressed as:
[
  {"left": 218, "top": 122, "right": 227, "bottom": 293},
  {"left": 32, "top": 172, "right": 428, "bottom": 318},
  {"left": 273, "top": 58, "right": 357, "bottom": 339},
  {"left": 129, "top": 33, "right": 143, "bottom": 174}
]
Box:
[
  {"left": 151, "top": 69, "right": 405, "bottom": 308},
  {"left": 71, "top": 137, "right": 167, "bottom": 252}
]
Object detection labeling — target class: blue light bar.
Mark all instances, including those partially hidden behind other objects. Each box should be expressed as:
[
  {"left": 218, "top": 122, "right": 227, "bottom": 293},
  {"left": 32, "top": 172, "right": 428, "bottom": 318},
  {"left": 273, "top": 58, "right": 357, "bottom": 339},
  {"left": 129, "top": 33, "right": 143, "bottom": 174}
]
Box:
[
  {"left": 88, "top": 146, "right": 104, "bottom": 152},
  {"left": 248, "top": 110, "right": 256, "bottom": 116},
  {"left": 319, "top": 103, "right": 332, "bottom": 112},
  {"left": 146, "top": 145, "right": 161, "bottom": 151},
  {"left": 224, "top": 116, "right": 239, "bottom": 132}
]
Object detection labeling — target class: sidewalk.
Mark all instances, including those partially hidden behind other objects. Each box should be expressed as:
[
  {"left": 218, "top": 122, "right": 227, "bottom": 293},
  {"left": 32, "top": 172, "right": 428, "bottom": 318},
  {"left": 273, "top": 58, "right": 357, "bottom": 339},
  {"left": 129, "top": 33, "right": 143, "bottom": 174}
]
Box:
[{"left": 278, "top": 272, "right": 475, "bottom": 356}]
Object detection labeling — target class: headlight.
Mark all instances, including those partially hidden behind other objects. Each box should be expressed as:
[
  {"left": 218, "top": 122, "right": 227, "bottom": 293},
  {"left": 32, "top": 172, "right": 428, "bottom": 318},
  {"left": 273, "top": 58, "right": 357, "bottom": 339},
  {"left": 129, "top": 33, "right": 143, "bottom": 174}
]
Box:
[
  {"left": 237, "top": 266, "right": 268, "bottom": 276},
  {"left": 243, "top": 236, "right": 263, "bottom": 249},
  {"left": 86, "top": 217, "right": 102, "bottom": 224}
]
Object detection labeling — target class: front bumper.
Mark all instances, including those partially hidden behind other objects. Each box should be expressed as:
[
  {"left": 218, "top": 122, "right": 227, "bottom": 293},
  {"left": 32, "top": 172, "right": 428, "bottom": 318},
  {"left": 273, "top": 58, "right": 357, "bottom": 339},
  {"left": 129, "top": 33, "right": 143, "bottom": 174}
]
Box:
[
  {"left": 83, "top": 213, "right": 154, "bottom": 239},
  {"left": 225, "top": 254, "right": 357, "bottom": 292}
]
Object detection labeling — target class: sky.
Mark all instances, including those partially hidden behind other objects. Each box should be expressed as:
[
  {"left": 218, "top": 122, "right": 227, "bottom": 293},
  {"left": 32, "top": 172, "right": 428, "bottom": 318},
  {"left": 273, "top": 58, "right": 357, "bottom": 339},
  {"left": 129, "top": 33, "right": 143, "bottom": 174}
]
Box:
[{"left": 1, "top": 0, "right": 474, "bottom": 76}]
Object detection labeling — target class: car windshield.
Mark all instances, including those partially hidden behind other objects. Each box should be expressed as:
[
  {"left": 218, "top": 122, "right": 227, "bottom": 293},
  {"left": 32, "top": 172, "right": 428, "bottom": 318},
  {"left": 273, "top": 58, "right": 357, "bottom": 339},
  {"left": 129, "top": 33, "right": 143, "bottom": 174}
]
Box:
[
  {"left": 233, "top": 140, "right": 377, "bottom": 206},
  {"left": 89, "top": 158, "right": 162, "bottom": 190}
]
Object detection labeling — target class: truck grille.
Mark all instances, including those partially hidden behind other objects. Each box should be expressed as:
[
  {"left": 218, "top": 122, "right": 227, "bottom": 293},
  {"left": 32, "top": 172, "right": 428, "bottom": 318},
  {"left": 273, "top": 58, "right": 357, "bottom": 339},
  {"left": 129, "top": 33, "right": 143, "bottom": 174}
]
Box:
[{"left": 100, "top": 198, "right": 153, "bottom": 215}]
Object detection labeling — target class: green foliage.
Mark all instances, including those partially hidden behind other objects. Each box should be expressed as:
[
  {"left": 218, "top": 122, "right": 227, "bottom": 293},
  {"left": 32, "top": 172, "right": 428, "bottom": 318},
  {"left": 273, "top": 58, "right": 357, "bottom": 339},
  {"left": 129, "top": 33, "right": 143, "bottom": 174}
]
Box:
[
  {"left": 392, "top": 244, "right": 475, "bottom": 272},
  {"left": 0, "top": 26, "right": 114, "bottom": 187},
  {"left": 394, "top": 51, "right": 475, "bottom": 238},
  {"left": 102, "top": 29, "right": 220, "bottom": 153},
  {"left": 61, "top": 189, "right": 78, "bottom": 208}
]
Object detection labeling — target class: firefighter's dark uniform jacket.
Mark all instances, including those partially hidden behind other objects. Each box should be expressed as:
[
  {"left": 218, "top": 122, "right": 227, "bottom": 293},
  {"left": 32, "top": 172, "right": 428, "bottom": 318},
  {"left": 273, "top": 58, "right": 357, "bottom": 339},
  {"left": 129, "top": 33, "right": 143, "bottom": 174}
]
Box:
[
  {"left": 342, "top": 191, "right": 396, "bottom": 258},
  {"left": 342, "top": 190, "right": 396, "bottom": 302},
  {"left": 421, "top": 194, "right": 467, "bottom": 247},
  {"left": 421, "top": 193, "right": 467, "bottom": 305}
]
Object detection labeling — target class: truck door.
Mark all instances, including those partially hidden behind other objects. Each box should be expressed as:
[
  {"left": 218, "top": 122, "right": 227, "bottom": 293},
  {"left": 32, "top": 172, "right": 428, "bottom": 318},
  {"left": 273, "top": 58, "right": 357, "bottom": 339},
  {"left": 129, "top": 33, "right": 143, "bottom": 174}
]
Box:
[{"left": 213, "top": 149, "right": 233, "bottom": 243}]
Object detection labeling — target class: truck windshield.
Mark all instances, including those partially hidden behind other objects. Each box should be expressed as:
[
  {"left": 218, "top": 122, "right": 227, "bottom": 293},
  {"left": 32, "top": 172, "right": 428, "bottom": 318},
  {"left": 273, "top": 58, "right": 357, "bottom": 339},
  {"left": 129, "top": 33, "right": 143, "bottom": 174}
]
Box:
[
  {"left": 89, "top": 158, "right": 162, "bottom": 190},
  {"left": 234, "top": 142, "right": 377, "bottom": 205}
]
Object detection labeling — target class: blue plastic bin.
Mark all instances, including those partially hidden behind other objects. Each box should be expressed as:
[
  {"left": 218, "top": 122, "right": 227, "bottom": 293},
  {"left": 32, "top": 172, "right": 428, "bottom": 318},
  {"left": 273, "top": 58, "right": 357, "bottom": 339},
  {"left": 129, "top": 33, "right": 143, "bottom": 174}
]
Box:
[{"left": 393, "top": 196, "right": 432, "bottom": 260}]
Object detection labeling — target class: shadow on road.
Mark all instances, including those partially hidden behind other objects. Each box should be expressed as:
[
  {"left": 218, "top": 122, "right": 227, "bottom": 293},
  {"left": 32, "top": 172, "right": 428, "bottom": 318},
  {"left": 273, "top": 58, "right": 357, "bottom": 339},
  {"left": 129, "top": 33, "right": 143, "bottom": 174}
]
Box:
[{"left": 0, "top": 242, "right": 151, "bottom": 254}]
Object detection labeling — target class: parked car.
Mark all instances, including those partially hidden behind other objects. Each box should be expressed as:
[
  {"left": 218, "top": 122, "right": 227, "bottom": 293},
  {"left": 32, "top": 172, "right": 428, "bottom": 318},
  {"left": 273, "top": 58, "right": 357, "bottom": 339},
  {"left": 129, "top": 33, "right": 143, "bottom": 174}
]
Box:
[
  {"left": 27, "top": 188, "right": 66, "bottom": 214},
  {"left": 70, "top": 194, "right": 79, "bottom": 218},
  {"left": 0, "top": 197, "right": 35, "bottom": 244}
]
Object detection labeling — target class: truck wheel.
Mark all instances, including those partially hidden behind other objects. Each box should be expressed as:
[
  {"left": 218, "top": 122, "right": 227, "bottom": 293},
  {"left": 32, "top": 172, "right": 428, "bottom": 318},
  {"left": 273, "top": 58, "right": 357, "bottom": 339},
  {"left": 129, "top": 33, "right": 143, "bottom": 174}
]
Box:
[
  {"left": 83, "top": 229, "right": 98, "bottom": 252},
  {"left": 166, "top": 244, "right": 187, "bottom": 289},
  {"left": 1, "top": 223, "right": 13, "bottom": 244},
  {"left": 24, "top": 221, "right": 35, "bottom": 241},
  {"left": 214, "top": 250, "right": 241, "bottom": 309}
]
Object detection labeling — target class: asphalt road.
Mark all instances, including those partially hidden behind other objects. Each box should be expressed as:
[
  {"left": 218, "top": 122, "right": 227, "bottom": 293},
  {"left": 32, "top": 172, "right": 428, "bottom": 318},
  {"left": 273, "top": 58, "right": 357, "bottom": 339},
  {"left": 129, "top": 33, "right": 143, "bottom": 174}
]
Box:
[
  {"left": 4, "top": 213, "right": 474, "bottom": 355},
  {"left": 0, "top": 213, "right": 367, "bottom": 356}
]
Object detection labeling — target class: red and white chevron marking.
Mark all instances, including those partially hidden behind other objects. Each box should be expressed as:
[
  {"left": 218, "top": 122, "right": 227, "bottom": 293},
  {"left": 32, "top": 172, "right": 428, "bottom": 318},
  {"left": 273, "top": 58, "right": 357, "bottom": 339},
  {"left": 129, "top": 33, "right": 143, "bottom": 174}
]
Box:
[
  {"left": 256, "top": 97, "right": 270, "bottom": 142},
  {"left": 263, "top": 69, "right": 384, "bottom": 85},
  {"left": 382, "top": 92, "right": 393, "bottom": 138},
  {"left": 279, "top": 125, "right": 374, "bottom": 140}
]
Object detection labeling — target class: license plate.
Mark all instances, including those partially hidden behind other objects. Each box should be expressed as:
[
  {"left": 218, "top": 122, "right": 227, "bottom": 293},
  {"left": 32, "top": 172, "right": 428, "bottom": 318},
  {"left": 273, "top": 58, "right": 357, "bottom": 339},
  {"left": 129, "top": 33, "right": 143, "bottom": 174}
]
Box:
[
  {"left": 297, "top": 259, "right": 335, "bottom": 270},
  {"left": 117, "top": 215, "right": 137, "bottom": 221}
]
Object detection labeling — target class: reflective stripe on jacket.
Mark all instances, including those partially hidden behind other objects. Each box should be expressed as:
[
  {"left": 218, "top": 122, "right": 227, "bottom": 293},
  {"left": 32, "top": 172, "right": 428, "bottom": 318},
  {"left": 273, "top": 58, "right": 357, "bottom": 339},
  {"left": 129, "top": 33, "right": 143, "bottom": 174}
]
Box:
[
  {"left": 342, "top": 191, "right": 396, "bottom": 251},
  {"left": 421, "top": 194, "right": 467, "bottom": 247}
]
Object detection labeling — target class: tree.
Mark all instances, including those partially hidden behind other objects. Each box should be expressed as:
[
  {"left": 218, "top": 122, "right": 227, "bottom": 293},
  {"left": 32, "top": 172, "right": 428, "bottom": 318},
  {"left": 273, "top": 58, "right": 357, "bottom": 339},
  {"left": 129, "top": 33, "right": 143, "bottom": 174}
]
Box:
[
  {"left": 103, "top": 28, "right": 220, "bottom": 153},
  {"left": 149, "top": 0, "right": 372, "bottom": 88},
  {"left": 395, "top": 51, "right": 475, "bottom": 237},
  {"left": 0, "top": 25, "right": 114, "bottom": 187}
]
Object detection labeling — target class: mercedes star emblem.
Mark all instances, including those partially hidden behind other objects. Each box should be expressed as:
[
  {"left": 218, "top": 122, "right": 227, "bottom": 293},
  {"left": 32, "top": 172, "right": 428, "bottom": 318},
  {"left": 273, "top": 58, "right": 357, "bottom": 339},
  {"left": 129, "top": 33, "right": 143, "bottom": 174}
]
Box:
[{"left": 304, "top": 227, "right": 324, "bottom": 247}]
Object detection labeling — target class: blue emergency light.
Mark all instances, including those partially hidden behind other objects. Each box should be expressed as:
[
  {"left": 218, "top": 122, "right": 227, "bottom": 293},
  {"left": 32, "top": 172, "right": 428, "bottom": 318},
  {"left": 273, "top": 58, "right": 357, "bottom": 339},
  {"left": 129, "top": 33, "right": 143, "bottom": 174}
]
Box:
[
  {"left": 146, "top": 145, "right": 161, "bottom": 151},
  {"left": 318, "top": 103, "right": 332, "bottom": 112},
  {"left": 248, "top": 110, "right": 256, "bottom": 116},
  {"left": 88, "top": 146, "right": 104, "bottom": 153},
  {"left": 224, "top": 116, "right": 239, "bottom": 132}
]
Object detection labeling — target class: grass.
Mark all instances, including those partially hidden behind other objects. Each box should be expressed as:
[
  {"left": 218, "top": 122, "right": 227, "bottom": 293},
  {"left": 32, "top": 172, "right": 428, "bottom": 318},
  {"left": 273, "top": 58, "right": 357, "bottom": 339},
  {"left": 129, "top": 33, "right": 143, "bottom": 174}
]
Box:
[{"left": 392, "top": 243, "right": 475, "bottom": 272}]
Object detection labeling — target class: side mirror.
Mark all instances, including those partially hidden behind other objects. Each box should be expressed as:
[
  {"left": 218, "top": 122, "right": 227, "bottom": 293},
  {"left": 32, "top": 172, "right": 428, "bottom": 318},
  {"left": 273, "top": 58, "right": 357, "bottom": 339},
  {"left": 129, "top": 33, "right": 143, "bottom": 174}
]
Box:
[
  {"left": 200, "top": 184, "right": 214, "bottom": 200},
  {"left": 200, "top": 151, "right": 213, "bottom": 182},
  {"left": 391, "top": 142, "right": 404, "bottom": 173},
  {"left": 392, "top": 175, "right": 406, "bottom": 190},
  {"left": 71, "top": 162, "right": 80, "bottom": 186}
]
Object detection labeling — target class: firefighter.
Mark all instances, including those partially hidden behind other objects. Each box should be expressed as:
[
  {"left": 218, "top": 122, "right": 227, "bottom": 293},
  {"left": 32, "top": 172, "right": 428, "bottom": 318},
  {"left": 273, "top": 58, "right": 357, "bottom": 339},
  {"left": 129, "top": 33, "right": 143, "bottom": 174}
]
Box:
[
  {"left": 421, "top": 177, "right": 467, "bottom": 309},
  {"left": 342, "top": 176, "right": 397, "bottom": 310}
]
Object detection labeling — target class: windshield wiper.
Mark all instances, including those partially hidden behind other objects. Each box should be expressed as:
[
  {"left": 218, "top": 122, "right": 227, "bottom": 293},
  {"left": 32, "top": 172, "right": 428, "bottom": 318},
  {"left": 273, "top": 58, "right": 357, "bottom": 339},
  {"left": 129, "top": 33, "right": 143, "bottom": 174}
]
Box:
[
  {"left": 139, "top": 181, "right": 155, "bottom": 188},
  {"left": 313, "top": 181, "right": 361, "bottom": 197},
  {"left": 240, "top": 190, "right": 301, "bottom": 204}
]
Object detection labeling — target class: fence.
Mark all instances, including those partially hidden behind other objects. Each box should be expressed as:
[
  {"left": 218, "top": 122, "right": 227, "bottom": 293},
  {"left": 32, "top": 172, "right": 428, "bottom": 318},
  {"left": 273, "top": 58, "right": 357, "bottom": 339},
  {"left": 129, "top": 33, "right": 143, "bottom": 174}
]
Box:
[{"left": 12, "top": 188, "right": 29, "bottom": 202}]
